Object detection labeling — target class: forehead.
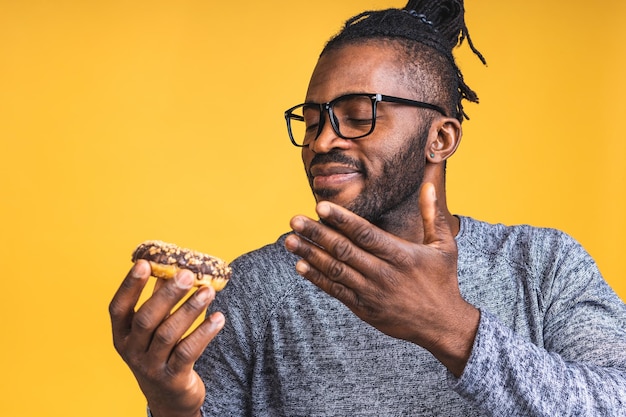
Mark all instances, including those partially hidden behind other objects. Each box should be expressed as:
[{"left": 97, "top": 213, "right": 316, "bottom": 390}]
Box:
[{"left": 305, "top": 42, "right": 409, "bottom": 103}]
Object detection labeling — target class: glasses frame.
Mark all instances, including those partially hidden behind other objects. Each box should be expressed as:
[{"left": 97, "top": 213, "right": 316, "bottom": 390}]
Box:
[{"left": 284, "top": 92, "right": 448, "bottom": 147}]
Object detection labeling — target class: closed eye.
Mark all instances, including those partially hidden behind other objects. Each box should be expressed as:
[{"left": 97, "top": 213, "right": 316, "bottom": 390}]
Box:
[
  {"left": 305, "top": 123, "right": 319, "bottom": 133},
  {"left": 345, "top": 117, "right": 374, "bottom": 125}
]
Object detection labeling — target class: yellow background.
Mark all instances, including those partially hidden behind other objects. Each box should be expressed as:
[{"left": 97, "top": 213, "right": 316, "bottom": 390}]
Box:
[{"left": 1, "top": 1, "right": 624, "bottom": 415}]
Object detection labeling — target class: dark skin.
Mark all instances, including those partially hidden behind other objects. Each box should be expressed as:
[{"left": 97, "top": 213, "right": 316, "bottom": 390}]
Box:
[
  {"left": 285, "top": 187, "right": 478, "bottom": 376},
  {"left": 284, "top": 42, "right": 480, "bottom": 377},
  {"left": 109, "top": 40, "right": 479, "bottom": 417},
  {"left": 109, "top": 263, "right": 222, "bottom": 417}
]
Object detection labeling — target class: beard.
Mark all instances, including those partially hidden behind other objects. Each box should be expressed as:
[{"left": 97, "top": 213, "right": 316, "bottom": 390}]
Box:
[{"left": 307, "top": 125, "right": 428, "bottom": 227}]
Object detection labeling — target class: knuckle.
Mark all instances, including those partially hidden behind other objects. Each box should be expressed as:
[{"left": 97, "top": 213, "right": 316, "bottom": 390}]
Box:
[
  {"left": 332, "top": 238, "right": 353, "bottom": 262},
  {"left": 353, "top": 224, "right": 377, "bottom": 247},
  {"left": 179, "top": 295, "right": 206, "bottom": 316},
  {"left": 326, "top": 258, "right": 346, "bottom": 280},
  {"left": 330, "top": 281, "right": 350, "bottom": 302},
  {"left": 304, "top": 267, "right": 323, "bottom": 286},
  {"left": 356, "top": 293, "right": 383, "bottom": 320},
  {"left": 132, "top": 310, "right": 155, "bottom": 332},
  {"left": 108, "top": 299, "right": 124, "bottom": 320},
  {"left": 171, "top": 340, "right": 196, "bottom": 365},
  {"left": 153, "top": 324, "right": 178, "bottom": 346},
  {"left": 160, "top": 283, "right": 183, "bottom": 300},
  {"left": 294, "top": 237, "right": 315, "bottom": 258},
  {"left": 331, "top": 209, "right": 349, "bottom": 226},
  {"left": 109, "top": 283, "right": 139, "bottom": 319},
  {"left": 306, "top": 223, "right": 326, "bottom": 243}
]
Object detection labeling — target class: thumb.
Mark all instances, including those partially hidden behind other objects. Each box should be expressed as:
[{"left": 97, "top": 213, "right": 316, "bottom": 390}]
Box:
[{"left": 419, "top": 182, "right": 452, "bottom": 247}]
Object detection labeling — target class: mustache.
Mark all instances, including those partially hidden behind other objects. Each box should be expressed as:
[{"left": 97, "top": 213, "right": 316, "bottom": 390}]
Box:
[{"left": 309, "top": 151, "right": 365, "bottom": 173}]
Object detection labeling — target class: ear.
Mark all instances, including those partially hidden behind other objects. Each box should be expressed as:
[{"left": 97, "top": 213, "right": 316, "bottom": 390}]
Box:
[{"left": 425, "top": 117, "right": 462, "bottom": 163}]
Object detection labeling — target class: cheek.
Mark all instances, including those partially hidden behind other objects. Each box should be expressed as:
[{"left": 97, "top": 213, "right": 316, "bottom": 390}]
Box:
[
  {"left": 301, "top": 148, "right": 312, "bottom": 171},
  {"left": 362, "top": 141, "right": 400, "bottom": 175},
  {"left": 301, "top": 148, "right": 316, "bottom": 186}
]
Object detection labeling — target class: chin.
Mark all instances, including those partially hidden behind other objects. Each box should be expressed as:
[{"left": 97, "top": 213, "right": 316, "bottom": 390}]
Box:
[{"left": 314, "top": 188, "right": 359, "bottom": 210}]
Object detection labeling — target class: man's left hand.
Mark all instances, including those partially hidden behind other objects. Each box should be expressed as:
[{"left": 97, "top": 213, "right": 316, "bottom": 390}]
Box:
[{"left": 285, "top": 183, "right": 479, "bottom": 377}]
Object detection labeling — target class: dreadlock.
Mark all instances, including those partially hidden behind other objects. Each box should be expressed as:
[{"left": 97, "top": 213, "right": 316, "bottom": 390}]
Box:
[{"left": 321, "top": 0, "right": 486, "bottom": 122}]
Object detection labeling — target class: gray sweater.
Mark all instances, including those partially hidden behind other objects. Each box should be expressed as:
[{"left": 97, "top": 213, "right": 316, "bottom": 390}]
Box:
[{"left": 195, "top": 216, "right": 626, "bottom": 416}]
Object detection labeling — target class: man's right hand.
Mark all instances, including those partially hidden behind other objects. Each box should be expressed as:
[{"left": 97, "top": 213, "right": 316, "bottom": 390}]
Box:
[{"left": 109, "top": 259, "right": 225, "bottom": 417}]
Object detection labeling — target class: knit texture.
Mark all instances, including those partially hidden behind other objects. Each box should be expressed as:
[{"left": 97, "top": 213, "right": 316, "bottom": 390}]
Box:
[{"left": 192, "top": 216, "right": 626, "bottom": 416}]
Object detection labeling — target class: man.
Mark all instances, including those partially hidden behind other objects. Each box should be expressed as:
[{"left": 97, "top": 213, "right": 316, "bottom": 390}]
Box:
[{"left": 110, "top": 1, "right": 626, "bottom": 416}]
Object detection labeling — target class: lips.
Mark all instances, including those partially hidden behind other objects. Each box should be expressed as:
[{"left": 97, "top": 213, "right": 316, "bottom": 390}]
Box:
[
  {"left": 310, "top": 164, "right": 359, "bottom": 177},
  {"left": 309, "top": 163, "right": 362, "bottom": 191}
]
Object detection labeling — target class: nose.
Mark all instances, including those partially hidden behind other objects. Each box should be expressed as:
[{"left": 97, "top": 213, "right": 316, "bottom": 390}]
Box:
[{"left": 308, "top": 111, "right": 351, "bottom": 154}]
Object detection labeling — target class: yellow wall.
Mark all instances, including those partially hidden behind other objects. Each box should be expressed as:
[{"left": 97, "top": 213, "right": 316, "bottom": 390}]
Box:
[{"left": 1, "top": 1, "right": 624, "bottom": 415}]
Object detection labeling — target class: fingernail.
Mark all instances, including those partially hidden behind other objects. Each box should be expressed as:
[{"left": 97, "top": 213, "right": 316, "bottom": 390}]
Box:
[
  {"left": 175, "top": 270, "right": 194, "bottom": 289},
  {"left": 317, "top": 202, "right": 330, "bottom": 217},
  {"left": 290, "top": 216, "right": 304, "bottom": 231},
  {"left": 210, "top": 312, "right": 225, "bottom": 328},
  {"left": 285, "top": 234, "right": 298, "bottom": 252},
  {"left": 295, "top": 260, "right": 310, "bottom": 274},
  {"left": 195, "top": 287, "right": 213, "bottom": 303},
  {"left": 131, "top": 260, "right": 148, "bottom": 278}
]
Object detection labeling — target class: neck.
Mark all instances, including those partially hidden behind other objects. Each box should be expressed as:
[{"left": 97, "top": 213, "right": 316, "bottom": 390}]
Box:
[{"left": 374, "top": 171, "right": 459, "bottom": 244}]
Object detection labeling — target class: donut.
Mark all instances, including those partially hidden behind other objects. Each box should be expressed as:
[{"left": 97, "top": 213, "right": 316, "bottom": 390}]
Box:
[{"left": 131, "top": 240, "right": 231, "bottom": 291}]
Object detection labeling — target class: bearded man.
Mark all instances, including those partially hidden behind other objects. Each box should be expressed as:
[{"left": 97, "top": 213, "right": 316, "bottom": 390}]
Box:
[{"left": 110, "top": 1, "right": 626, "bottom": 416}]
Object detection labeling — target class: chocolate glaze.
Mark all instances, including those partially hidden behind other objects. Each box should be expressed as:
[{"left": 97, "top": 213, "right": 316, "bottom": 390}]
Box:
[{"left": 132, "top": 240, "right": 231, "bottom": 280}]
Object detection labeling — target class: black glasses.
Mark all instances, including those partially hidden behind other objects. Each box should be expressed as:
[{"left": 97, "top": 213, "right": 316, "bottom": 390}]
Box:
[{"left": 284, "top": 93, "right": 447, "bottom": 147}]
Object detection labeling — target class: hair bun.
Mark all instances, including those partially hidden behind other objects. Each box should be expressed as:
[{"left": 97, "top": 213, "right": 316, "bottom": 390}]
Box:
[
  {"left": 403, "top": 0, "right": 463, "bottom": 50},
  {"left": 404, "top": 0, "right": 486, "bottom": 64}
]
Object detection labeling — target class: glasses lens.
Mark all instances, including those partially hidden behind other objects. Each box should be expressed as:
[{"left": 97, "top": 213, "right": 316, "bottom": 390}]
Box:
[
  {"left": 285, "top": 95, "right": 376, "bottom": 146},
  {"left": 286, "top": 104, "right": 320, "bottom": 146},
  {"left": 332, "top": 95, "right": 375, "bottom": 139}
]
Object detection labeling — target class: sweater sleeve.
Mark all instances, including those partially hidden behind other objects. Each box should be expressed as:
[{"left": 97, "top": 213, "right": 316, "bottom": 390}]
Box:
[
  {"left": 450, "top": 230, "right": 626, "bottom": 416},
  {"left": 450, "top": 310, "right": 626, "bottom": 416}
]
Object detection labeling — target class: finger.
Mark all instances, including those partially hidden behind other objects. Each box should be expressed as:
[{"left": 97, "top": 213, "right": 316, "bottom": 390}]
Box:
[
  {"left": 292, "top": 257, "right": 359, "bottom": 307},
  {"left": 109, "top": 260, "right": 151, "bottom": 348},
  {"left": 153, "top": 277, "right": 167, "bottom": 294},
  {"left": 167, "top": 310, "right": 226, "bottom": 374},
  {"left": 285, "top": 227, "right": 365, "bottom": 289},
  {"left": 316, "top": 202, "right": 403, "bottom": 261},
  {"left": 152, "top": 278, "right": 173, "bottom": 322},
  {"left": 125, "top": 269, "right": 196, "bottom": 358},
  {"left": 290, "top": 214, "right": 367, "bottom": 264},
  {"left": 148, "top": 285, "right": 216, "bottom": 362},
  {"left": 419, "top": 182, "right": 454, "bottom": 249}
]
